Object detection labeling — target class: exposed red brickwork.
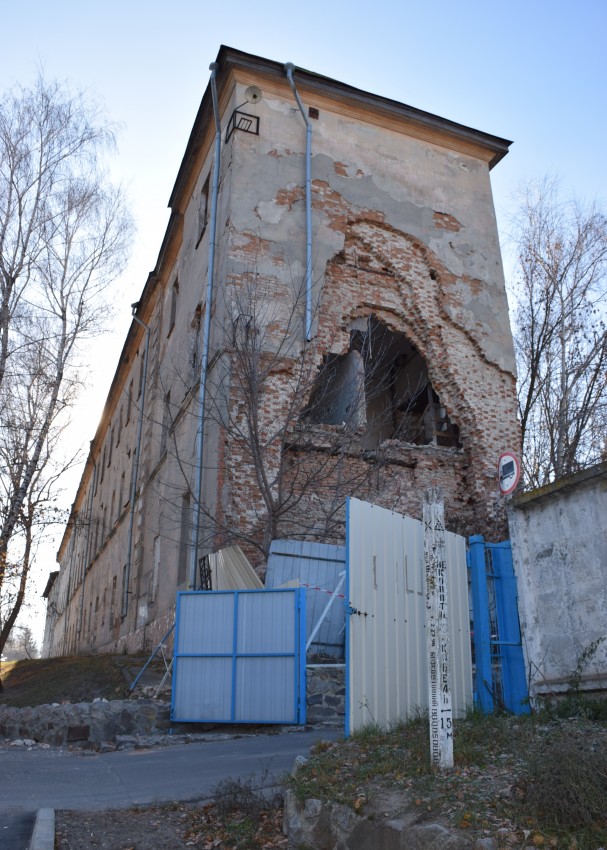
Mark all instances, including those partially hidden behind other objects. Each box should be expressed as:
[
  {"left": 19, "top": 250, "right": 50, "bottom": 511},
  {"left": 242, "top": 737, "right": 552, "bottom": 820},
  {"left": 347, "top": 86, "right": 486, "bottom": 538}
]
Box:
[
  {"left": 218, "top": 184, "right": 519, "bottom": 560},
  {"left": 433, "top": 211, "right": 462, "bottom": 232}
]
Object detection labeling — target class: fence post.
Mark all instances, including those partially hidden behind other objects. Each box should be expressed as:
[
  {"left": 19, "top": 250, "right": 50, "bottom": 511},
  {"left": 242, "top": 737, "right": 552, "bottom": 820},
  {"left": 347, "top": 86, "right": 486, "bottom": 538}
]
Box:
[
  {"left": 468, "top": 535, "right": 494, "bottom": 713},
  {"left": 423, "top": 488, "right": 453, "bottom": 769}
]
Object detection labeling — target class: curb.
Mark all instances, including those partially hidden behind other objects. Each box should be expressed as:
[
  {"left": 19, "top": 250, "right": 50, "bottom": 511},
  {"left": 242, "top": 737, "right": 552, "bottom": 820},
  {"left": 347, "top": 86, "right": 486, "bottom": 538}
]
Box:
[{"left": 29, "top": 808, "right": 54, "bottom": 850}]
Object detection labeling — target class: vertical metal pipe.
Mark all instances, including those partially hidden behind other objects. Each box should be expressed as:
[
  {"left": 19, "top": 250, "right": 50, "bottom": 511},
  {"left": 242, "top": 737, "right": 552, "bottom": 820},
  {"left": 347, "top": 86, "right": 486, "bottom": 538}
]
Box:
[
  {"left": 284, "top": 63, "right": 313, "bottom": 341},
  {"left": 189, "top": 62, "right": 222, "bottom": 590},
  {"left": 123, "top": 309, "right": 151, "bottom": 617}
]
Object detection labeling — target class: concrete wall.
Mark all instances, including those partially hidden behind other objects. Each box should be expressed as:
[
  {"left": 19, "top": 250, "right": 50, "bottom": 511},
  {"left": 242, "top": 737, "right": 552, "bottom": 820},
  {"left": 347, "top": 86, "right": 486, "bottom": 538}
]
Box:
[
  {"left": 509, "top": 462, "right": 607, "bottom": 700},
  {"left": 43, "top": 48, "right": 518, "bottom": 659}
]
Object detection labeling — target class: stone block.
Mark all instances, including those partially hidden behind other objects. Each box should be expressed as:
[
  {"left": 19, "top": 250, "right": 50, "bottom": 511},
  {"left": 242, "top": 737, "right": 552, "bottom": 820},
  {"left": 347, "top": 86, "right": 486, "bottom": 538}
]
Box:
[{"left": 66, "top": 724, "right": 90, "bottom": 742}]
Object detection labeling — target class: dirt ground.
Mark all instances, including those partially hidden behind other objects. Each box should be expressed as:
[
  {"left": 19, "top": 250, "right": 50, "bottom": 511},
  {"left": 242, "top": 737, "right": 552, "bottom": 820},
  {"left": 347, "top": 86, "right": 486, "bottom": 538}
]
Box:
[{"left": 55, "top": 799, "right": 286, "bottom": 849}]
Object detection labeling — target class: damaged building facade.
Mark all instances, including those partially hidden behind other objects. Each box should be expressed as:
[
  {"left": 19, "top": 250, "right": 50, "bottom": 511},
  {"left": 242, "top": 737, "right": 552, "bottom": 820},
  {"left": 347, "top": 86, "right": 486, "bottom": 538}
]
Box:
[{"left": 42, "top": 46, "right": 519, "bottom": 657}]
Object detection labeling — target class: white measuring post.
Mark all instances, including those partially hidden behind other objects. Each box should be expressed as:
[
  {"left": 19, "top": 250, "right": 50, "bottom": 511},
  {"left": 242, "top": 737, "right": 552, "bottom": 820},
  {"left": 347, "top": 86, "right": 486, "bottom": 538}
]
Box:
[{"left": 423, "top": 487, "right": 454, "bottom": 769}]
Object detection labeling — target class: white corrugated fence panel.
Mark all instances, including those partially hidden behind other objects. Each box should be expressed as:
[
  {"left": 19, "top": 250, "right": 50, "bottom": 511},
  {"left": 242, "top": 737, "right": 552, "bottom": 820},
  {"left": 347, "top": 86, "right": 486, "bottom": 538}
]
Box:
[
  {"left": 347, "top": 498, "right": 472, "bottom": 735},
  {"left": 208, "top": 545, "right": 263, "bottom": 590}
]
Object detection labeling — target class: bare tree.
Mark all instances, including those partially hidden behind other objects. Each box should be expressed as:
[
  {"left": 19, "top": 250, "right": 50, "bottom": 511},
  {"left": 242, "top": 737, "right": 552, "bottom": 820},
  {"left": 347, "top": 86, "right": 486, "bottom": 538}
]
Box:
[
  {"left": 0, "top": 76, "right": 133, "bottom": 672},
  {"left": 1, "top": 624, "right": 39, "bottom": 660},
  {"left": 510, "top": 177, "right": 607, "bottom": 488},
  {"left": 164, "top": 272, "right": 457, "bottom": 573}
]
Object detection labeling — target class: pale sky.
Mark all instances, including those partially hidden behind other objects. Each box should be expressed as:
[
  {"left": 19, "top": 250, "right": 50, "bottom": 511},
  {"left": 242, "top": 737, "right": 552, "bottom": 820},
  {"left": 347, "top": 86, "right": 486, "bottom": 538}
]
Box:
[{"left": 2, "top": 0, "right": 605, "bottom": 640}]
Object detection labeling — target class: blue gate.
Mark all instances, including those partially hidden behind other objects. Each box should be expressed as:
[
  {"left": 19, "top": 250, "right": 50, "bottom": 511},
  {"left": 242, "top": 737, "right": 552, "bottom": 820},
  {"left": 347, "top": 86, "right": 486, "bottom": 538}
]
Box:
[
  {"left": 468, "top": 537, "right": 529, "bottom": 715},
  {"left": 171, "top": 588, "right": 307, "bottom": 724}
]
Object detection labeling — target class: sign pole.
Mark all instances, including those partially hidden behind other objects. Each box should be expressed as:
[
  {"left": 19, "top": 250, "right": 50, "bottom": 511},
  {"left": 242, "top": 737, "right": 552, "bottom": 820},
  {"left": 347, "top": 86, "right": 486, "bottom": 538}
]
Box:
[{"left": 423, "top": 487, "right": 454, "bottom": 769}]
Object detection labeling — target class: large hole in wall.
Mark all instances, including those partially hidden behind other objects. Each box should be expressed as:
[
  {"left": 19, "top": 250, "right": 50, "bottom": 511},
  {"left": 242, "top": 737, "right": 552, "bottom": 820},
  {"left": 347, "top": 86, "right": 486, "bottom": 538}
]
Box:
[{"left": 306, "top": 317, "right": 461, "bottom": 450}]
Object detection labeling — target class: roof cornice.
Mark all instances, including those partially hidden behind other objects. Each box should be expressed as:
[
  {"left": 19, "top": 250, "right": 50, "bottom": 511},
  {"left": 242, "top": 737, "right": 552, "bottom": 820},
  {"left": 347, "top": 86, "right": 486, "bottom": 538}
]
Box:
[{"left": 169, "top": 45, "right": 512, "bottom": 213}]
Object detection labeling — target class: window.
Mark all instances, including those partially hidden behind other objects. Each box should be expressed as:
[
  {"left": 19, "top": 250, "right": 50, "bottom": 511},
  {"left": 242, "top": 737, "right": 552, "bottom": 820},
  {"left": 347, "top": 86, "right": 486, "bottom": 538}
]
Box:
[
  {"left": 177, "top": 492, "right": 191, "bottom": 586},
  {"left": 100, "top": 447, "right": 106, "bottom": 482},
  {"left": 160, "top": 391, "right": 171, "bottom": 456},
  {"left": 93, "top": 515, "right": 100, "bottom": 555},
  {"left": 189, "top": 304, "right": 202, "bottom": 385},
  {"left": 150, "top": 535, "right": 160, "bottom": 604},
  {"left": 117, "top": 408, "right": 123, "bottom": 446},
  {"left": 119, "top": 471, "right": 125, "bottom": 514},
  {"left": 168, "top": 278, "right": 179, "bottom": 336},
  {"left": 121, "top": 564, "right": 128, "bottom": 618},
  {"left": 108, "top": 429, "right": 114, "bottom": 467},
  {"left": 126, "top": 380, "right": 133, "bottom": 424},
  {"left": 195, "top": 176, "right": 210, "bottom": 249},
  {"left": 110, "top": 575, "right": 117, "bottom": 624},
  {"left": 138, "top": 352, "right": 145, "bottom": 399}
]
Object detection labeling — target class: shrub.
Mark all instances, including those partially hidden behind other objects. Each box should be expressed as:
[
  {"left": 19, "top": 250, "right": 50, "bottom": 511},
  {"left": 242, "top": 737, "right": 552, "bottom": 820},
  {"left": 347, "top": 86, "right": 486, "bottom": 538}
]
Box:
[{"left": 522, "top": 735, "right": 607, "bottom": 829}]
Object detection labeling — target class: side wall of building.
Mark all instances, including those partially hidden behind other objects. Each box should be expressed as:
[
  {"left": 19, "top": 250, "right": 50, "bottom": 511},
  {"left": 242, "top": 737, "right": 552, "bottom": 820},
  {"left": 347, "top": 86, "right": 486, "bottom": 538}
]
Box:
[
  {"left": 44, "top": 63, "right": 519, "bottom": 658},
  {"left": 509, "top": 463, "right": 607, "bottom": 699},
  {"left": 217, "top": 77, "right": 518, "bottom": 549}
]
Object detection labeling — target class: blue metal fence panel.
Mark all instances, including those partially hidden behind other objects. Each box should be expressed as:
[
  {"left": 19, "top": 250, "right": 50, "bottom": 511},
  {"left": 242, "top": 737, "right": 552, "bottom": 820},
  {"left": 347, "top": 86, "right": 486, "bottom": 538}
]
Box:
[
  {"left": 468, "top": 535, "right": 494, "bottom": 713},
  {"left": 265, "top": 539, "right": 346, "bottom": 658},
  {"left": 171, "top": 588, "right": 306, "bottom": 724},
  {"left": 468, "top": 536, "right": 529, "bottom": 715},
  {"left": 491, "top": 542, "right": 530, "bottom": 715}
]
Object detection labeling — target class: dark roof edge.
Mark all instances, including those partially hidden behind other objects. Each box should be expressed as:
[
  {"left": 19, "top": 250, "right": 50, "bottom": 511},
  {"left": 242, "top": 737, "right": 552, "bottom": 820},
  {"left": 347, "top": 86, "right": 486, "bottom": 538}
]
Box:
[
  {"left": 169, "top": 45, "right": 512, "bottom": 209},
  {"left": 42, "top": 571, "right": 59, "bottom": 599},
  {"left": 512, "top": 460, "right": 607, "bottom": 508}
]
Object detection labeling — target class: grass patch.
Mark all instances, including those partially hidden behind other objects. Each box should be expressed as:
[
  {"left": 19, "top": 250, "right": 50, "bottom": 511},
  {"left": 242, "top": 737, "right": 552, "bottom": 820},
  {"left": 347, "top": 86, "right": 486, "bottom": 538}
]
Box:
[
  {"left": 288, "top": 712, "right": 607, "bottom": 849},
  {"left": 0, "top": 655, "right": 143, "bottom": 706},
  {"left": 289, "top": 716, "right": 431, "bottom": 810}
]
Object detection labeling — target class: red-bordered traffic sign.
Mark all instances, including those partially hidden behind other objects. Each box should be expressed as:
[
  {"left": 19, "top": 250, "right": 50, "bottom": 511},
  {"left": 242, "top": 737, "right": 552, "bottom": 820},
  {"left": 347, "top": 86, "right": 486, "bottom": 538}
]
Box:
[{"left": 498, "top": 452, "right": 520, "bottom": 495}]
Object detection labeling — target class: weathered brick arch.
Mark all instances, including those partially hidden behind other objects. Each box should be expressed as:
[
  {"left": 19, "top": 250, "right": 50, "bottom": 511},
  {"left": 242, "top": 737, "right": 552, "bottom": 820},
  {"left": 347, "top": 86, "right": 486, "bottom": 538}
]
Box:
[
  {"left": 315, "top": 218, "right": 519, "bottom": 537},
  {"left": 316, "top": 220, "right": 481, "bottom": 445}
]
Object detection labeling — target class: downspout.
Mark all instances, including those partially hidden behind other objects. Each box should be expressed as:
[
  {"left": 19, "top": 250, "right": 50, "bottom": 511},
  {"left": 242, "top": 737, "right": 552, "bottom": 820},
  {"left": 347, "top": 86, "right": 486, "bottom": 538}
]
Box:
[
  {"left": 189, "top": 62, "right": 222, "bottom": 590},
  {"left": 123, "top": 306, "right": 151, "bottom": 617},
  {"left": 77, "top": 461, "right": 96, "bottom": 647},
  {"left": 284, "top": 62, "right": 313, "bottom": 341}
]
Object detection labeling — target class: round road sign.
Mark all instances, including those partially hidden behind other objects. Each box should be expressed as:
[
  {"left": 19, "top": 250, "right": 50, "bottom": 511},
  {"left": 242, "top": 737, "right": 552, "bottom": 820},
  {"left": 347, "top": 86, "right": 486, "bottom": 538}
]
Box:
[{"left": 498, "top": 452, "right": 520, "bottom": 495}]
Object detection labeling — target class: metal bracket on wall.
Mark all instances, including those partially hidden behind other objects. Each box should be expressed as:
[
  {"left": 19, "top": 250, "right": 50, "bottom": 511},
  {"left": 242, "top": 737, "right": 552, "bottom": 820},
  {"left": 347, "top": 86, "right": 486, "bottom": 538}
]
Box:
[{"left": 226, "top": 110, "right": 260, "bottom": 142}]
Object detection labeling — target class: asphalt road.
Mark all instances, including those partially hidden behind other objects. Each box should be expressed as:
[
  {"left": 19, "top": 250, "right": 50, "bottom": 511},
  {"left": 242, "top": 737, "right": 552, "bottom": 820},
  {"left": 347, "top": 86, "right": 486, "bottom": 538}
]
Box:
[
  {"left": 0, "top": 728, "right": 340, "bottom": 848},
  {"left": 0, "top": 807, "right": 36, "bottom": 850}
]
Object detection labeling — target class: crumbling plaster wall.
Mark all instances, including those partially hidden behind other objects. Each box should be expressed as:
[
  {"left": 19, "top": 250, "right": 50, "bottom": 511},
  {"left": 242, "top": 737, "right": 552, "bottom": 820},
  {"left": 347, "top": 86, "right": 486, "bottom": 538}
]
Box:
[
  {"left": 509, "top": 464, "right": 607, "bottom": 699},
  {"left": 46, "top": 75, "right": 518, "bottom": 659},
  {"left": 217, "top": 83, "right": 518, "bottom": 547}
]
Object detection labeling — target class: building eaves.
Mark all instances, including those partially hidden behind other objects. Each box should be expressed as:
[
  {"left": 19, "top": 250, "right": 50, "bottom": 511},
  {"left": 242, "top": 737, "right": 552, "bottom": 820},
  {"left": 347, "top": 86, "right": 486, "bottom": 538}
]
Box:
[
  {"left": 169, "top": 45, "right": 512, "bottom": 213},
  {"left": 42, "top": 571, "right": 59, "bottom": 599}
]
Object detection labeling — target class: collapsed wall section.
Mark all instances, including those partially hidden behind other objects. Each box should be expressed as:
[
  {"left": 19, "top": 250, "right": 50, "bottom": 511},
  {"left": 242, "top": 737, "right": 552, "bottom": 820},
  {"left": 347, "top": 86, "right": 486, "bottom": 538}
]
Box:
[{"left": 217, "top": 98, "right": 519, "bottom": 554}]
